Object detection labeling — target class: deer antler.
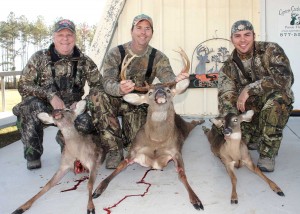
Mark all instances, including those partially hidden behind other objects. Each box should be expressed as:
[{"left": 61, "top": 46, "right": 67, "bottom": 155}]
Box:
[
  {"left": 162, "top": 47, "right": 190, "bottom": 88},
  {"left": 134, "top": 82, "right": 151, "bottom": 92},
  {"left": 120, "top": 54, "right": 137, "bottom": 81},
  {"left": 121, "top": 48, "right": 190, "bottom": 92},
  {"left": 120, "top": 54, "right": 150, "bottom": 92},
  {"left": 174, "top": 47, "right": 190, "bottom": 74}
]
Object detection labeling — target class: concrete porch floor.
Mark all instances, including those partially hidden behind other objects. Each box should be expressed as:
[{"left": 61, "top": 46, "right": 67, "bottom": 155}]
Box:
[{"left": 1, "top": 116, "right": 300, "bottom": 214}]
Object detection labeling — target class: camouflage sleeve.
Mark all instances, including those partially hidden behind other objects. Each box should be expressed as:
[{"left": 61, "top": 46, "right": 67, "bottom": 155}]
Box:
[
  {"left": 154, "top": 51, "right": 176, "bottom": 83},
  {"left": 18, "top": 52, "right": 51, "bottom": 101},
  {"left": 102, "top": 47, "right": 123, "bottom": 97},
  {"left": 217, "top": 65, "right": 239, "bottom": 116},
  {"left": 247, "top": 43, "right": 294, "bottom": 97},
  {"left": 84, "top": 55, "right": 104, "bottom": 95}
]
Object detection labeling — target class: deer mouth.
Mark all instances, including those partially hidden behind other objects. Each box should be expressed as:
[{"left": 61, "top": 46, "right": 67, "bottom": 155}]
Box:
[
  {"left": 155, "top": 96, "right": 167, "bottom": 104},
  {"left": 155, "top": 90, "right": 167, "bottom": 104},
  {"left": 52, "top": 109, "right": 64, "bottom": 119}
]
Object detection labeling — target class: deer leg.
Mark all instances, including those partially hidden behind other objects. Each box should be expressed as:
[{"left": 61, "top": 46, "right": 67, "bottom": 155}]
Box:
[
  {"left": 243, "top": 158, "right": 284, "bottom": 196},
  {"left": 92, "top": 159, "right": 130, "bottom": 199},
  {"left": 87, "top": 165, "right": 98, "bottom": 214},
  {"left": 12, "top": 168, "right": 69, "bottom": 214},
  {"left": 174, "top": 155, "right": 204, "bottom": 210},
  {"left": 225, "top": 162, "right": 238, "bottom": 204}
]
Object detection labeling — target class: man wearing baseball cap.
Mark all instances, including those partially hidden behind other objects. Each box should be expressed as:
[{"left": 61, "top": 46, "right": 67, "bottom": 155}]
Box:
[
  {"left": 88, "top": 14, "right": 189, "bottom": 169},
  {"left": 131, "top": 14, "right": 153, "bottom": 30},
  {"left": 13, "top": 19, "right": 103, "bottom": 170},
  {"left": 54, "top": 19, "right": 76, "bottom": 33},
  {"left": 216, "top": 20, "right": 294, "bottom": 172}
]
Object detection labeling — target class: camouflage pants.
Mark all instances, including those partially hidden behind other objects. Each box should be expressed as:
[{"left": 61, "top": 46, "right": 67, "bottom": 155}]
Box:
[
  {"left": 13, "top": 96, "right": 95, "bottom": 161},
  {"left": 241, "top": 91, "right": 293, "bottom": 158},
  {"left": 87, "top": 91, "right": 147, "bottom": 151}
]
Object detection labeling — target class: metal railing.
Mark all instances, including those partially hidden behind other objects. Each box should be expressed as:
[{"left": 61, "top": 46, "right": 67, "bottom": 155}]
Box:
[{"left": 0, "top": 71, "right": 22, "bottom": 112}]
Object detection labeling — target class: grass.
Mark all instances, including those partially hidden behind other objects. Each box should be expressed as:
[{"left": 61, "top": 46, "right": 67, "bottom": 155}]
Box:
[
  {"left": 0, "top": 126, "right": 21, "bottom": 148},
  {"left": 0, "top": 89, "right": 22, "bottom": 148}
]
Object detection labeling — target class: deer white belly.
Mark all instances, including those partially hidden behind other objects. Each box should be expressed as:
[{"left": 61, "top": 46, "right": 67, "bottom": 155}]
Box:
[{"left": 133, "top": 146, "right": 174, "bottom": 169}]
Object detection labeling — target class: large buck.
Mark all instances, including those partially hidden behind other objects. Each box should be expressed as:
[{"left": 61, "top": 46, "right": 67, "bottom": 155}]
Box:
[
  {"left": 202, "top": 110, "right": 284, "bottom": 204},
  {"left": 12, "top": 100, "right": 106, "bottom": 214},
  {"left": 92, "top": 48, "right": 205, "bottom": 210}
]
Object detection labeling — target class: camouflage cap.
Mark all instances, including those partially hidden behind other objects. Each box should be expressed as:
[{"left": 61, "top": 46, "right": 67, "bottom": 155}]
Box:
[
  {"left": 54, "top": 19, "right": 76, "bottom": 33},
  {"left": 132, "top": 14, "right": 153, "bottom": 30},
  {"left": 231, "top": 20, "right": 254, "bottom": 35}
]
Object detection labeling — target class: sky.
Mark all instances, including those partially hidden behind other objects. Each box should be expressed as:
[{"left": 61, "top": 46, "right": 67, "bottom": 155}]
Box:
[{"left": 0, "top": 0, "right": 107, "bottom": 26}]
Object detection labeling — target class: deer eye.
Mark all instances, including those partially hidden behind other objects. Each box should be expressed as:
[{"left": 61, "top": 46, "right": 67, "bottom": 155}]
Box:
[
  {"left": 166, "top": 89, "right": 171, "bottom": 93},
  {"left": 148, "top": 91, "right": 152, "bottom": 96},
  {"left": 233, "top": 118, "right": 238, "bottom": 122}
]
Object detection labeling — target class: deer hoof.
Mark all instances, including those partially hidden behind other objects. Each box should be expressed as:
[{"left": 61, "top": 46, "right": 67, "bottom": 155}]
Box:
[
  {"left": 87, "top": 208, "right": 95, "bottom": 214},
  {"left": 92, "top": 192, "right": 101, "bottom": 199},
  {"left": 12, "top": 209, "right": 25, "bottom": 214},
  {"left": 277, "top": 191, "right": 285, "bottom": 197},
  {"left": 231, "top": 199, "right": 238, "bottom": 204},
  {"left": 193, "top": 202, "right": 204, "bottom": 210}
]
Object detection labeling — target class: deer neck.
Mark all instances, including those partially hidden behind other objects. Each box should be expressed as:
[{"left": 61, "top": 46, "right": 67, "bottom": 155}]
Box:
[
  {"left": 57, "top": 121, "right": 80, "bottom": 144},
  {"left": 224, "top": 133, "right": 243, "bottom": 156},
  {"left": 145, "top": 107, "right": 176, "bottom": 141}
]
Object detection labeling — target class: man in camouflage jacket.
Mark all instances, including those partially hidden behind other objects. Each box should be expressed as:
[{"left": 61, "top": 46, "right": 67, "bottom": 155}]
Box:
[
  {"left": 88, "top": 14, "right": 188, "bottom": 169},
  {"left": 13, "top": 19, "right": 103, "bottom": 170},
  {"left": 217, "top": 20, "right": 294, "bottom": 172}
]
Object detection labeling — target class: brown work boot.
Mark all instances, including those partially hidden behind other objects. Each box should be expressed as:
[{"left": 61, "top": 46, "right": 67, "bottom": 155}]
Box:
[
  {"left": 106, "top": 149, "right": 124, "bottom": 169},
  {"left": 247, "top": 141, "right": 258, "bottom": 150},
  {"left": 27, "top": 159, "right": 41, "bottom": 170},
  {"left": 257, "top": 155, "right": 275, "bottom": 172}
]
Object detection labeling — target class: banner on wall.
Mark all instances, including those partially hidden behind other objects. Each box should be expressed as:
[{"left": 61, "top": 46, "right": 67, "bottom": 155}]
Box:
[{"left": 278, "top": 5, "right": 300, "bottom": 37}]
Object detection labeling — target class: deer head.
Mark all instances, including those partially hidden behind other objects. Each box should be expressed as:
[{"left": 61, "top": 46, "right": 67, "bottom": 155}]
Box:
[
  {"left": 123, "top": 80, "right": 189, "bottom": 107},
  {"left": 37, "top": 100, "right": 87, "bottom": 126},
  {"left": 210, "top": 110, "right": 254, "bottom": 140}
]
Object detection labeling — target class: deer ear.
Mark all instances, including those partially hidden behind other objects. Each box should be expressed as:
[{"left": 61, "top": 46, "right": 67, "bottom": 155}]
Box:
[
  {"left": 240, "top": 110, "right": 254, "bottom": 122},
  {"left": 37, "top": 112, "right": 54, "bottom": 124},
  {"left": 209, "top": 117, "right": 224, "bottom": 128},
  {"left": 172, "top": 79, "right": 190, "bottom": 95},
  {"left": 123, "top": 93, "right": 147, "bottom": 105},
  {"left": 74, "top": 100, "right": 86, "bottom": 116}
]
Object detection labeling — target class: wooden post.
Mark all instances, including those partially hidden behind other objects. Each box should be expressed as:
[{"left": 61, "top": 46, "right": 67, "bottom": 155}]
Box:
[
  {"left": 0, "top": 71, "right": 22, "bottom": 112},
  {"left": 89, "top": 0, "right": 127, "bottom": 71},
  {"left": 1, "top": 75, "right": 5, "bottom": 112}
]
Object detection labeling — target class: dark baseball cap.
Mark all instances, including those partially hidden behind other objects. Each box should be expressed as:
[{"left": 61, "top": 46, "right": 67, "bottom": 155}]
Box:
[
  {"left": 132, "top": 14, "right": 153, "bottom": 30},
  {"left": 231, "top": 20, "right": 254, "bottom": 36},
  {"left": 54, "top": 19, "right": 76, "bottom": 33}
]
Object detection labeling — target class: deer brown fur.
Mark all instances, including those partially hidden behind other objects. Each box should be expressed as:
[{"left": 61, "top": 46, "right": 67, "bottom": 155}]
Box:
[
  {"left": 92, "top": 79, "right": 205, "bottom": 210},
  {"left": 12, "top": 100, "right": 106, "bottom": 214},
  {"left": 202, "top": 110, "right": 284, "bottom": 204}
]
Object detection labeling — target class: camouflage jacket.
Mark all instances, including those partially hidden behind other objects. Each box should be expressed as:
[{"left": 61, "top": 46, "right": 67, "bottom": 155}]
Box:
[
  {"left": 18, "top": 43, "right": 103, "bottom": 106},
  {"left": 218, "top": 41, "right": 294, "bottom": 115},
  {"left": 102, "top": 42, "right": 176, "bottom": 96}
]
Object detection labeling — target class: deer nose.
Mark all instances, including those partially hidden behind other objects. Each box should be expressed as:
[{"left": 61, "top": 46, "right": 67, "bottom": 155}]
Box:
[
  {"left": 155, "top": 88, "right": 166, "bottom": 97},
  {"left": 223, "top": 127, "right": 232, "bottom": 136},
  {"left": 155, "top": 89, "right": 167, "bottom": 103}
]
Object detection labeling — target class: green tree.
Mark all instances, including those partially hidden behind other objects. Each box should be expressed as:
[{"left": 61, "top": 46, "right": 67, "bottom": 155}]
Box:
[
  {"left": 0, "top": 12, "right": 20, "bottom": 71},
  {"left": 18, "top": 15, "right": 31, "bottom": 68},
  {"left": 76, "top": 22, "right": 96, "bottom": 53},
  {"left": 29, "top": 16, "right": 51, "bottom": 51}
]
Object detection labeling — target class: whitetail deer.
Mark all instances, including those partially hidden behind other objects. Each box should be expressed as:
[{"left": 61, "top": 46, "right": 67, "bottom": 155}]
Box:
[
  {"left": 202, "top": 110, "right": 284, "bottom": 204},
  {"left": 12, "top": 100, "right": 106, "bottom": 214},
  {"left": 92, "top": 48, "right": 205, "bottom": 210}
]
